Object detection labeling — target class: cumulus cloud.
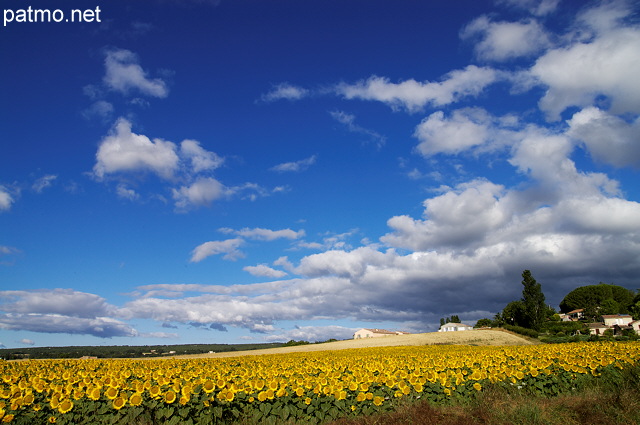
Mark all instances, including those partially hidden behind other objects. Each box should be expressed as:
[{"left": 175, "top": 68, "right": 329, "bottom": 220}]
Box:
[
  {"left": 180, "top": 139, "right": 224, "bottom": 173},
  {"left": 413, "top": 108, "right": 520, "bottom": 156},
  {"left": 0, "top": 314, "right": 137, "bottom": 338},
  {"left": 0, "top": 289, "right": 116, "bottom": 318},
  {"left": 260, "top": 83, "right": 309, "bottom": 102},
  {"left": 172, "top": 177, "right": 226, "bottom": 210},
  {"left": 93, "top": 118, "right": 236, "bottom": 211},
  {"left": 335, "top": 65, "right": 498, "bottom": 112},
  {"left": 243, "top": 264, "right": 288, "bottom": 278},
  {"left": 270, "top": 155, "right": 317, "bottom": 173},
  {"left": 265, "top": 325, "right": 355, "bottom": 342},
  {"left": 530, "top": 2, "right": 640, "bottom": 120},
  {"left": 0, "top": 186, "right": 13, "bottom": 212},
  {"left": 103, "top": 48, "right": 168, "bottom": 98},
  {"left": 0, "top": 289, "right": 137, "bottom": 338},
  {"left": 567, "top": 107, "right": 640, "bottom": 168},
  {"left": 220, "top": 227, "right": 305, "bottom": 241},
  {"left": 461, "top": 16, "right": 551, "bottom": 61},
  {"left": 190, "top": 238, "right": 245, "bottom": 262},
  {"left": 94, "top": 118, "right": 180, "bottom": 180}
]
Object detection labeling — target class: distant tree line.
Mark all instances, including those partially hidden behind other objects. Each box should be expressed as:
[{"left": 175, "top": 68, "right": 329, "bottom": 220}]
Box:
[
  {"left": 0, "top": 342, "right": 283, "bottom": 360},
  {"left": 439, "top": 316, "right": 461, "bottom": 326}
]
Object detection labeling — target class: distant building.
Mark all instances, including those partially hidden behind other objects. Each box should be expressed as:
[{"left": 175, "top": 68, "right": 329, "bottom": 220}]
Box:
[
  {"left": 588, "top": 314, "right": 637, "bottom": 336},
  {"left": 354, "top": 328, "right": 402, "bottom": 339},
  {"left": 438, "top": 323, "right": 474, "bottom": 332},
  {"left": 560, "top": 309, "right": 584, "bottom": 321}
]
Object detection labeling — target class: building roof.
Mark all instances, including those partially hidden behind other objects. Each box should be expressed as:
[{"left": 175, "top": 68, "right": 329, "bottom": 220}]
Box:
[
  {"left": 360, "top": 328, "right": 396, "bottom": 335},
  {"left": 440, "top": 322, "right": 473, "bottom": 328},
  {"left": 601, "top": 314, "right": 632, "bottom": 318}
]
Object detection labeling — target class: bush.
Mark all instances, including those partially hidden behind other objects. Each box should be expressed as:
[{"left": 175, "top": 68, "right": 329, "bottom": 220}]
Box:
[{"left": 502, "top": 325, "right": 539, "bottom": 338}]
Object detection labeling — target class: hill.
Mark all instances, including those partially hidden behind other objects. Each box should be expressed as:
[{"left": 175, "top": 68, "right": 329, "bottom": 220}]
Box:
[{"left": 172, "top": 329, "right": 537, "bottom": 359}]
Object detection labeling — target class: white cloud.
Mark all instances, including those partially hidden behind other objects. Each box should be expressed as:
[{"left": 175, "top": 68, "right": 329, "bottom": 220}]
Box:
[
  {"left": 260, "top": 83, "right": 309, "bottom": 102},
  {"left": 172, "top": 177, "right": 226, "bottom": 210},
  {"left": 32, "top": 175, "right": 57, "bottom": 193},
  {"left": 103, "top": 48, "right": 168, "bottom": 98},
  {"left": 116, "top": 185, "right": 140, "bottom": 201},
  {"left": 461, "top": 16, "right": 551, "bottom": 61},
  {"left": 335, "top": 65, "right": 498, "bottom": 112},
  {"left": 330, "top": 111, "right": 386, "bottom": 148},
  {"left": 270, "top": 155, "right": 317, "bottom": 173},
  {"left": 414, "top": 108, "right": 495, "bottom": 156},
  {"left": 0, "top": 314, "right": 137, "bottom": 338},
  {"left": 82, "top": 100, "right": 114, "bottom": 121},
  {"left": 244, "top": 264, "right": 288, "bottom": 278},
  {"left": 497, "top": 0, "right": 560, "bottom": 16},
  {"left": 0, "top": 289, "right": 137, "bottom": 338},
  {"left": 567, "top": 107, "right": 640, "bottom": 168},
  {"left": 180, "top": 139, "right": 224, "bottom": 173},
  {"left": 220, "top": 227, "right": 305, "bottom": 241},
  {"left": 19, "top": 338, "right": 35, "bottom": 346},
  {"left": 94, "top": 118, "right": 180, "bottom": 180},
  {"left": 382, "top": 179, "right": 509, "bottom": 251},
  {"left": 265, "top": 325, "right": 355, "bottom": 342},
  {"left": 0, "top": 186, "right": 13, "bottom": 212},
  {"left": 0, "top": 289, "right": 117, "bottom": 318},
  {"left": 190, "top": 238, "right": 245, "bottom": 262},
  {"left": 531, "top": 3, "right": 640, "bottom": 120}
]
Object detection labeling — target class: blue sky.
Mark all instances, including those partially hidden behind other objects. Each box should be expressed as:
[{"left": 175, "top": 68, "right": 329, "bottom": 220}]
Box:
[{"left": 2, "top": 0, "right": 640, "bottom": 348}]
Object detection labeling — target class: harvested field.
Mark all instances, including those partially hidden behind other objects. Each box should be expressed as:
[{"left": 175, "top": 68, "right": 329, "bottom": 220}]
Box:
[{"left": 171, "top": 329, "right": 536, "bottom": 359}]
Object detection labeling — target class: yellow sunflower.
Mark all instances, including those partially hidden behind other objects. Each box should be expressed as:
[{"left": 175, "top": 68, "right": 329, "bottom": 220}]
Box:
[
  {"left": 164, "top": 390, "right": 177, "bottom": 404},
  {"left": 129, "top": 393, "right": 143, "bottom": 407},
  {"left": 57, "top": 399, "right": 74, "bottom": 414},
  {"left": 112, "top": 397, "right": 126, "bottom": 410}
]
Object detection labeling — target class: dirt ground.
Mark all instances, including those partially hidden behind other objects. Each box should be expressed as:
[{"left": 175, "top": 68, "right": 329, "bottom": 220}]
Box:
[{"left": 171, "top": 329, "right": 536, "bottom": 359}]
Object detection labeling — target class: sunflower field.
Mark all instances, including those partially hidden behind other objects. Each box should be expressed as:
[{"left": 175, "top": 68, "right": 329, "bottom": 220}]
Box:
[{"left": 1, "top": 341, "right": 639, "bottom": 424}]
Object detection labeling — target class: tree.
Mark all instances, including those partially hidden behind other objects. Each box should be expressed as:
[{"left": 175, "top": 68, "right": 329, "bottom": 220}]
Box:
[
  {"left": 496, "top": 300, "right": 525, "bottom": 326},
  {"left": 440, "top": 315, "right": 462, "bottom": 326},
  {"left": 520, "top": 270, "right": 546, "bottom": 331},
  {"left": 474, "top": 318, "right": 494, "bottom": 328},
  {"left": 559, "top": 283, "right": 635, "bottom": 318}
]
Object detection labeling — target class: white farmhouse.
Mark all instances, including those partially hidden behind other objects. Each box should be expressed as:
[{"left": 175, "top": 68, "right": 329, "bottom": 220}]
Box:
[
  {"left": 438, "top": 322, "right": 474, "bottom": 332},
  {"left": 353, "top": 328, "right": 396, "bottom": 339},
  {"left": 601, "top": 314, "right": 633, "bottom": 327}
]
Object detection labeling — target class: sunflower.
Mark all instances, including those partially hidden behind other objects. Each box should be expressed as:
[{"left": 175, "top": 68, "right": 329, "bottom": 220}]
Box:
[
  {"left": 373, "top": 396, "right": 384, "bottom": 406},
  {"left": 48, "top": 417, "right": 56, "bottom": 424},
  {"left": 112, "top": 397, "right": 126, "bottom": 410},
  {"left": 473, "top": 382, "right": 482, "bottom": 391},
  {"left": 129, "top": 393, "right": 143, "bottom": 407},
  {"left": 57, "top": 399, "right": 74, "bottom": 414},
  {"left": 304, "top": 397, "right": 311, "bottom": 405},
  {"left": 105, "top": 387, "right": 118, "bottom": 400},
  {"left": 164, "top": 390, "right": 177, "bottom": 404},
  {"left": 149, "top": 385, "right": 161, "bottom": 398},
  {"left": 202, "top": 380, "right": 215, "bottom": 393}
]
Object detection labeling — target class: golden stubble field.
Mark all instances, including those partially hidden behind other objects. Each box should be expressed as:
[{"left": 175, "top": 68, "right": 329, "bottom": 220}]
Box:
[{"left": 172, "top": 329, "right": 536, "bottom": 359}]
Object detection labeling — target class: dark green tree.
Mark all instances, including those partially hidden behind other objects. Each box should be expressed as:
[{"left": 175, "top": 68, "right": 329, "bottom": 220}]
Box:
[
  {"left": 497, "top": 300, "right": 525, "bottom": 326},
  {"left": 520, "top": 270, "right": 546, "bottom": 331},
  {"left": 559, "top": 283, "right": 635, "bottom": 318},
  {"left": 474, "top": 318, "right": 494, "bottom": 328}
]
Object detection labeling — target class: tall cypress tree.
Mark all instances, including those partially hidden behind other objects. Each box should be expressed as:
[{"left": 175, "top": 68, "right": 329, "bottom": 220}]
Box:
[{"left": 521, "top": 270, "right": 546, "bottom": 331}]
